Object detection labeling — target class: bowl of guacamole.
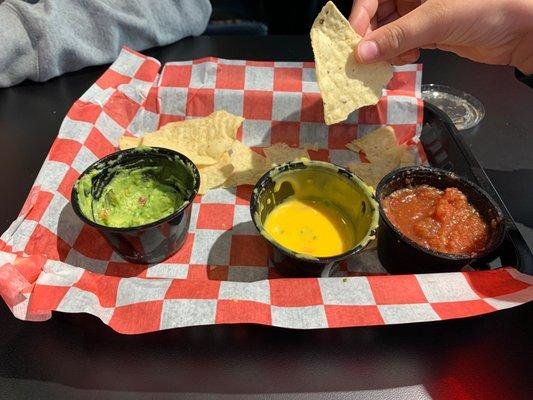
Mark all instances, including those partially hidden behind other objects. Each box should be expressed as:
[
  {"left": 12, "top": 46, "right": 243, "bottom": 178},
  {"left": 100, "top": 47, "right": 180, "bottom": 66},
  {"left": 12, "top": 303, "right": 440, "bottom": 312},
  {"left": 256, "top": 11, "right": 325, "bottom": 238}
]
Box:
[{"left": 72, "top": 147, "right": 200, "bottom": 264}]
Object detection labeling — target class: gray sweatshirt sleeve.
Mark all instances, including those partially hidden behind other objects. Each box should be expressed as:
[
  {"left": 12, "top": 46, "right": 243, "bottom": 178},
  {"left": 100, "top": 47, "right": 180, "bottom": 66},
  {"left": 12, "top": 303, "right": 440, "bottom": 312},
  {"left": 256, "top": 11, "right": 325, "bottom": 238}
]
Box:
[{"left": 0, "top": 0, "right": 212, "bottom": 87}]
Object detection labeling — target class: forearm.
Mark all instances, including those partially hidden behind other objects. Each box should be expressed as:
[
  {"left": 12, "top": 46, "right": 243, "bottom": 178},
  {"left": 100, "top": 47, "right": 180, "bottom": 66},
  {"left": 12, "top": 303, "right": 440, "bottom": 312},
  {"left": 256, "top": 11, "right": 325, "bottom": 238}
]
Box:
[{"left": 0, "top": 0, "right": 211, "bottom": 88}]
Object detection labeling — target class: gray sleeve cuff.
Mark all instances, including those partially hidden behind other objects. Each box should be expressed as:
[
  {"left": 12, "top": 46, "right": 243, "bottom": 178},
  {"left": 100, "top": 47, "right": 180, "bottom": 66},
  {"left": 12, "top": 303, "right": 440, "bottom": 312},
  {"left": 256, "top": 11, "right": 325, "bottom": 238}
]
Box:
[{"left": 0, "top": 3, "right": 39, "bottom": 87}]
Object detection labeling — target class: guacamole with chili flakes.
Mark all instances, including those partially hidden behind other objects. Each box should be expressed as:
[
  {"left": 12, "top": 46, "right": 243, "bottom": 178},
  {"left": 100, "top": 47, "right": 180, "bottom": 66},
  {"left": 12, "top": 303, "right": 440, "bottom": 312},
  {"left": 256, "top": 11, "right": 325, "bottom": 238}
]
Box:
[{"left": 77, "top": 166, "right": 185, "bottom": 228}]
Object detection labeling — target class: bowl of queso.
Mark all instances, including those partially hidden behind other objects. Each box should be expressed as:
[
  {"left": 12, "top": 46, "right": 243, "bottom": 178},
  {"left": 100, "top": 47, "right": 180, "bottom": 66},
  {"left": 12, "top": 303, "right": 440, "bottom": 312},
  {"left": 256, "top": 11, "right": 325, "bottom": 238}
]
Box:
[
  {"left": 72, "top": 147, "right": 200, "bottom": 264},
  {"left": 250, "top": 160, "right": 379, "bottom": 277},
  {"left": 375, "top": 166, "right": 505, "bottom": 274}
]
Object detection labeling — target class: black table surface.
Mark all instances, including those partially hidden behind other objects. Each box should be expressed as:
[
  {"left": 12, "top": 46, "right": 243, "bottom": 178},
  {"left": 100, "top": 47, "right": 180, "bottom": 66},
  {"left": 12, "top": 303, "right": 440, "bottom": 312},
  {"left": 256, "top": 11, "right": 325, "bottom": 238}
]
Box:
[{"left": 1, "top": 36, "right": 532, "bottom": 400}]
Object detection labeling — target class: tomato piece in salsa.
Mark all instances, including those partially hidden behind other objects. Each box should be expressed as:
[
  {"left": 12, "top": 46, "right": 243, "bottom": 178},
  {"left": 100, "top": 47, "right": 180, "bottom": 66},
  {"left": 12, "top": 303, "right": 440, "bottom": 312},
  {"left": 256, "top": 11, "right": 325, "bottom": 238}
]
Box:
[{"left": 382, "top": 185, "right": 489, "bottom": 255}]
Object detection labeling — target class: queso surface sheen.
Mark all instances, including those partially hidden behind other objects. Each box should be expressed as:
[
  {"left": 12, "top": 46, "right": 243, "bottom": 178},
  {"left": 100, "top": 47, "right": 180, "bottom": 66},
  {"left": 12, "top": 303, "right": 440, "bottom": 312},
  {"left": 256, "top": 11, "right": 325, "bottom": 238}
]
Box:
[{"left": 263, "top": 197, "right": 356, "bottom": 257}]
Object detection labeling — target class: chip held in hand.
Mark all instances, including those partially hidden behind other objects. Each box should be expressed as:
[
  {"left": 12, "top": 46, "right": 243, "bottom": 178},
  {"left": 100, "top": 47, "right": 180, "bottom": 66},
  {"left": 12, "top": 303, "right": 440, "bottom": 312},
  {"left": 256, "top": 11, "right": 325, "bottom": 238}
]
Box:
[{"left": 311, "top": 1, "right": 393, "bottom": 125}]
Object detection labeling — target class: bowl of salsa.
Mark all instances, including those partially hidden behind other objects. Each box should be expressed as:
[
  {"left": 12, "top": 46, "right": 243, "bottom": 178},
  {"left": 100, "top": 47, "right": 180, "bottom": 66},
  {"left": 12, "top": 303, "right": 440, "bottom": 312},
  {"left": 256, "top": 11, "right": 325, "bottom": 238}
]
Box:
[
  {"left": 250, "top": 159, "right": 379, "bottom": 277},
  {"left": 72, "top": 146, "right": 200, "bottom": 264},
  {"left": 375, "top": 166, "right": 505, "bottom": 274}
]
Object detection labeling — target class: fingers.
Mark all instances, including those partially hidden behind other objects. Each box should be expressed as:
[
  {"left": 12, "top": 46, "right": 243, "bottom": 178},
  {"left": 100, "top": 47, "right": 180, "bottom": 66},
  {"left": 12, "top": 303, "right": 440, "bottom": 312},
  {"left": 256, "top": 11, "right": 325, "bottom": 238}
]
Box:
[
  {"left": 378, "top": 11, "right": 400, "bottom": 26},
  {"left": 377, "top": 0, "right": 397, "bottom": 21},
  {"left": 389, "top": 48, "right": 420, "bottom": 65},
  {"left": 356, "top": 0, "right": 447, "bottom": 63},
  {"left": 349, "top": 0, "right": 380, "bottom": 36},
  {"left": 395, "top": 0, "right": 423, "bottom": 16},
  {"left": 366, "top": 15, "right": 378, "bottom": 35}
]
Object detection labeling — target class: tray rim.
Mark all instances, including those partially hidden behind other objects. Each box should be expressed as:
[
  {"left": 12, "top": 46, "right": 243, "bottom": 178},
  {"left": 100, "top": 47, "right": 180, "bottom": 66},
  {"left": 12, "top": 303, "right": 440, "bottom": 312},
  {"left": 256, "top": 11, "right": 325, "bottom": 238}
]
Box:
[{"left": 422, "top": 102, "right": 533, "bottom": 275}]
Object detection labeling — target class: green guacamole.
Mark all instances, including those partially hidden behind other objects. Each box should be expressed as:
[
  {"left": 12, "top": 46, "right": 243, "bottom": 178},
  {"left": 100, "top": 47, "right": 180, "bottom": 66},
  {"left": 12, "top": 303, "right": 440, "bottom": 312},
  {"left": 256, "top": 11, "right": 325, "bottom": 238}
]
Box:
[{"left": 77, "top": 167, "right": 185, "bottom": 228}]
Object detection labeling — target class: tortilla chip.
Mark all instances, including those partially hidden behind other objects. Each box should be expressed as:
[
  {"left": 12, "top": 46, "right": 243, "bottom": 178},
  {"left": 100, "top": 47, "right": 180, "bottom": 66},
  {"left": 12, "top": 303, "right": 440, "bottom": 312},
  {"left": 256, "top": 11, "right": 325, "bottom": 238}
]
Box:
[
  {"left": 346, "top": 126, "right": 397, "bottom": 163},
  {"left": 347, "top": 126, "right": 418, "bottom": 187},
  {"left": 302, "top": 142, "right": 319, "bottom": 152},
  {"left": 347, "top": 162, "right": 381, "bottom": 187},
  {"left": 223, "top": 141, "right": 267, "bottom": 188},
  {"left": 264, "top": 143, "right": 310, "bottom": 167},
  {"left": 198, "top": 152, "right": 234, "bottom": 195},
  {"left": 348, "top": 146, "right": 405, "bottom": 187},
  {"left": 378, "top": 146, "right": 406, "bottom": 170},
  {"left": 119, "top": 136, "right": 142, "bottom": 150},
  {"left": 399, "top": 147, "right": 416, "bottom": 167},
  {"left": 345, "top": 141, "right": 360, "bottom": 153},
  {"left": 120, "top": 111, "right": 243, "bottom": 166},
  {"left": 310, "top": 1, "right": 393, "bottom": 125}
]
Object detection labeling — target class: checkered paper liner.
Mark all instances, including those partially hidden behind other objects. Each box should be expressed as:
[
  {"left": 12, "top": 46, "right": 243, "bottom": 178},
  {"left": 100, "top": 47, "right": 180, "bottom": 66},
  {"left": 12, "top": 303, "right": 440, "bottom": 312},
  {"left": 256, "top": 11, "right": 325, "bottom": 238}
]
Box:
[{"left": 0, "top": 48, "right": 531, "bottom": 334}]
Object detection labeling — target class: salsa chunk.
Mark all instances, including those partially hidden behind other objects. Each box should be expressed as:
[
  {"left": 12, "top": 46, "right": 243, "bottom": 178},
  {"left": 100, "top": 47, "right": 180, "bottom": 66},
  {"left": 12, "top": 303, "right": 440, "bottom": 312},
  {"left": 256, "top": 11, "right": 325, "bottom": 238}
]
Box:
[{"left": 382, "top": 185, "right": 489, "bottom": 255}]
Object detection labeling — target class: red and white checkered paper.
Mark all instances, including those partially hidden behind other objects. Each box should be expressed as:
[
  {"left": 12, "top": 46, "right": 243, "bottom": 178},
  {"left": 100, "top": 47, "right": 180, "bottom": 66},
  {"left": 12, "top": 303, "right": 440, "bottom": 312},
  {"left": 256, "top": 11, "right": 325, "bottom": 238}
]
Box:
[{"left": 1, "top": 48, "right": 531, "bottom": 334}]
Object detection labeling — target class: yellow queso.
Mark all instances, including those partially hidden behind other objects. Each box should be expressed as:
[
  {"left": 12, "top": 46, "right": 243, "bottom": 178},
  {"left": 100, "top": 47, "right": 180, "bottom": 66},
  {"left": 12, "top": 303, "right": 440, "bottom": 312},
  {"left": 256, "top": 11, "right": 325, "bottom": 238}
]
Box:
[{"left": 263, "top": 197, "right": 356, "bottom": 257}]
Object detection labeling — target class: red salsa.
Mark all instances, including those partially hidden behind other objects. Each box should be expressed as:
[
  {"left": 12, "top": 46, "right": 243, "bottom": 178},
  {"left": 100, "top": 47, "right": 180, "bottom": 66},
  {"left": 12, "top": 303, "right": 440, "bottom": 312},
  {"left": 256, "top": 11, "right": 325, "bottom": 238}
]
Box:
[{"left": 382, "top": 185, "right": 489, "bottom": 255}]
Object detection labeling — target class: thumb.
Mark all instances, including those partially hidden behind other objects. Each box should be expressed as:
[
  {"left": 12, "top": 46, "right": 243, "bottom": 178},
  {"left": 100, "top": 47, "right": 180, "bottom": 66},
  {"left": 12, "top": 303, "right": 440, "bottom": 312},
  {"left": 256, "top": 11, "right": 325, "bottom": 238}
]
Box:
[{"left": 356, "top": 1, "right": 447, "bottom": 63}]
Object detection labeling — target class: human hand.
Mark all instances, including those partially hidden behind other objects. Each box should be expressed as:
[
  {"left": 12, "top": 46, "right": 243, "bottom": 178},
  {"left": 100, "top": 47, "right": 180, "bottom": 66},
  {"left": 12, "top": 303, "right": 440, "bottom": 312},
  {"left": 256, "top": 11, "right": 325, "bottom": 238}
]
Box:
[{"left": 349, "top": 0, "right": 533, "bottom": 74}]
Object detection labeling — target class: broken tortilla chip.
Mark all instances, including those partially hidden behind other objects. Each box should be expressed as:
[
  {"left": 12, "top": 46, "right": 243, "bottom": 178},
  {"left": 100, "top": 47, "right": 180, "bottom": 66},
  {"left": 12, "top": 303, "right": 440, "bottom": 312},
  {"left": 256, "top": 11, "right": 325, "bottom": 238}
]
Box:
[
  {"left": 347, "top": 162, "right": 381, "bottom": 188},
  {"left": 346, "top": 126, "right": 397, "bottom": 163},
  {"left": 264, "top": 143, "right": 310, "bottom": 167},
  {"left": 346, "top": 129, "right": 410, "bottom": 187},
  {"left": 119, "top": 110, "right": 243, "bottom": 166},
  {"left": 119, "top": 136, "right": 142, "bottom": 150},
  {"left": 198, "top": 152, "right": 234, "bottom": 195},
  {"left": 302, "top": 142, "right": 320, "bottom": 152},
  {"left": 117, "top": 110, "right": 329, "bottom": 194},
  {"left": 310, "top": 1, "right": 393, "bottom": 125},
  {"left": 399, "top": 147, "right": 416, "bottom": 167},
  {"left": 223, "top": 141, "right": 267, "bottom": 188},
  {"left": 377, "top": 146, "right": 407, "bottom": 171}
]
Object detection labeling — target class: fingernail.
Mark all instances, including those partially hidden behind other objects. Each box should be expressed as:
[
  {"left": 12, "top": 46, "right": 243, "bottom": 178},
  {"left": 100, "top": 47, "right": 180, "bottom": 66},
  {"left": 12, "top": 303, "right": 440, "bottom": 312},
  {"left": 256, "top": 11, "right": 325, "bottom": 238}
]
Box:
[{"left": 358, "top": 40, "right": 379, "bottom": 63}]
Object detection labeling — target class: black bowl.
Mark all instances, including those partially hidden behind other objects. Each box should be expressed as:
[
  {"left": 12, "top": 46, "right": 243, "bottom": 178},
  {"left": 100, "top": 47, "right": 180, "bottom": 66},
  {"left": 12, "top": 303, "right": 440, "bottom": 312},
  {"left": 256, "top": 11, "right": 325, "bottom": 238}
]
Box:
[
  {"left": 375, "top": 166, "right": 505, "bottom": 274},
  {"left": 250, "top": 160, "right": 379, "bottom": 277},
  {"left": 71, "top": 147, "right": 200, "bottom": 264}
]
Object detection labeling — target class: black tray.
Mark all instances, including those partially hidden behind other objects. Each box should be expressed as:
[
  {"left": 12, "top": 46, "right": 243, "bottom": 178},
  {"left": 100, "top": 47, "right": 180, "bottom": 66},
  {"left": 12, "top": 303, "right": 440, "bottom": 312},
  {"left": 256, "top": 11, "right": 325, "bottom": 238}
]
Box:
[{"left": 420, "top": 102, "right": 533, "bottom": 275}]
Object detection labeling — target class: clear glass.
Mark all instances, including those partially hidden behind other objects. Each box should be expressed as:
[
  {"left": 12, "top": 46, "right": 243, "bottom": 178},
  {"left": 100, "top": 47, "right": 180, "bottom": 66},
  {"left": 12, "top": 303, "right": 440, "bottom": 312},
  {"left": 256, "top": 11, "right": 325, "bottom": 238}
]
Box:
[{"left": 422, "top": 84, "right": 485, "bottom": 130}]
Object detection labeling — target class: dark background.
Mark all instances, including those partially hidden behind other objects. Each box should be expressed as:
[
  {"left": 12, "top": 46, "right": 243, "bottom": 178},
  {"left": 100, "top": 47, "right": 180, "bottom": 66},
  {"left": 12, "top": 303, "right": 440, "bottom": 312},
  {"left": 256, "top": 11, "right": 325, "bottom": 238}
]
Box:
[
  {"left": 207, "top": 0, "right": 354, "bottom": 36},
  {"left": 0, "top": 1, "right": 532, "bottom": 398}
]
